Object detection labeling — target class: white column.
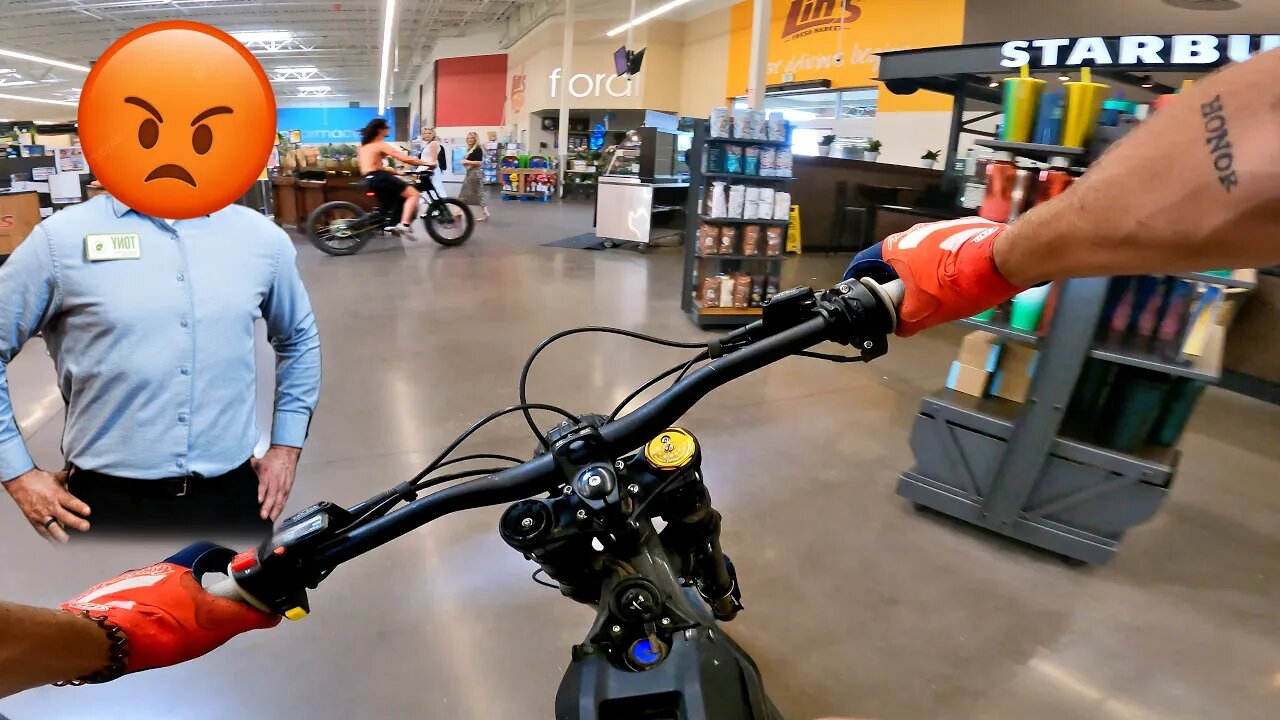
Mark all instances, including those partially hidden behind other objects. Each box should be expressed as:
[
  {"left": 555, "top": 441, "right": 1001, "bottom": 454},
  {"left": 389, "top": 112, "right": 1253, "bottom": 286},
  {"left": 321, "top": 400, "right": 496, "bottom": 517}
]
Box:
[
  {"left": 557, "top": 0, "right": 574, "bottom": 198},
  {"left": 746, "top": 0, "right": 771, "bottom": 110}
]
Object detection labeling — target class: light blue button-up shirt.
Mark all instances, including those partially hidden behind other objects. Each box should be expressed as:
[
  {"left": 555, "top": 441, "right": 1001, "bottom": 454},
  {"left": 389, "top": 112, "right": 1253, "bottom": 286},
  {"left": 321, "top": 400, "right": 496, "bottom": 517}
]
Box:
[{"left": 0, "top": 195, "right": 321, "bottom": 481}]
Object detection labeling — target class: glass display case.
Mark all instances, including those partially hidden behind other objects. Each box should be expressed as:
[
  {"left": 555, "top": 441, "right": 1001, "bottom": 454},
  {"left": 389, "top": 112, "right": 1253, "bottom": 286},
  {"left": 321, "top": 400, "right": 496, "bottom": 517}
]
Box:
[{"left": 604, "top": 133, "right": 642, "bottom": 177}]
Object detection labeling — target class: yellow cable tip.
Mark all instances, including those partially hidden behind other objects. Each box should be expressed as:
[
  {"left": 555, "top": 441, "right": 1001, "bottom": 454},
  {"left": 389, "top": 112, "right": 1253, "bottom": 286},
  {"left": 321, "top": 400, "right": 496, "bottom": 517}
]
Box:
[{"left": 284, "top": 607, "right": 309, "bottom": 621}]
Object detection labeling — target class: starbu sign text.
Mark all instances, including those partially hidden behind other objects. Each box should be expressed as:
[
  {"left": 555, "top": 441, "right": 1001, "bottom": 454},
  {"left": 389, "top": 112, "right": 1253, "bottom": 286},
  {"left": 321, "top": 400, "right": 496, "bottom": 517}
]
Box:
[{"left": 1001, "top": 34, "right": 1280, "bottom": 69}]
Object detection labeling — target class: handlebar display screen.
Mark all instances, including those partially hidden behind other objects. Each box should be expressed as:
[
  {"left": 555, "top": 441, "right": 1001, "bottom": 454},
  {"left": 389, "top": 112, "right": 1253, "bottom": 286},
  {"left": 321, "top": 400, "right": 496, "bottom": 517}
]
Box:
[{"left": 273, "top": 513, "right": 329, "bottom": 547}]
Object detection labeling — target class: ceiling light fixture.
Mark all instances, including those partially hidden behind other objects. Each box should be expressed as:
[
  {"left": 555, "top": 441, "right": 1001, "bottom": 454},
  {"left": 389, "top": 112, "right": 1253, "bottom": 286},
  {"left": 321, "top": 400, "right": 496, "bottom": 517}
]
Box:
[
  {"left": 0, "top": 48, "right": 90, "bottom": 73},
  {"left": 988, "top": 80, "right": 999, "bottom": 88},
  {"left": 1140, "top": 74, "right": 1155, "bottom": 88},
  {"left": 0, "top": 80, "right": 36, "bottom": 87},
  {"left": 1059, "top": 74, "right": 1071, "bottom": 81},
  {"left": 0, "top": 92, "right": 78, "bottom": 106},
  {"left": 80, "top": 0, "right": 173, "bottom": 8},
  {"left": 377, "top": 0, "right": 397, "bottom": 113},
  {"left": 607, "top": 0, "right": 695, "bottom": 38},
  {"left": 231, "top": 30, "right": 294, "bottom": 44},
  {"left": 297, "top": 85, "right": 331, "bottom": 92},
  {"left": 275, "top": 66, "right": 318, "bottom": 74}
]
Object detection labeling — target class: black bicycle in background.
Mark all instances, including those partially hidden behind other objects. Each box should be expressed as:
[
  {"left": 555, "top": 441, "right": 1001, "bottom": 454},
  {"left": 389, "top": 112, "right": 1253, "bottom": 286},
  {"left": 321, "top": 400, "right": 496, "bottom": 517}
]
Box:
[
  {"left": 200, "top": 272, "right": 905, "bottom": 719},
  {"left": 305, "top": 169, "right": 474, "bottom": 255}
]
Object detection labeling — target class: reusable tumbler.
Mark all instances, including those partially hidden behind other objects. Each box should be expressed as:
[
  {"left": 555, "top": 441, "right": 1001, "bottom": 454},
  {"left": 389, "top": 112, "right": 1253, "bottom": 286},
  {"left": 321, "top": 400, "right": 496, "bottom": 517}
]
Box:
[
  {"left": 1032, "top": 91, "right": 1065, "bottom": 145},
  {"left": 1001, "top": 65, "right": 1046, "bottom": 143},
  {"left": 1010, "top": 284, "right": 1052, "bottom": 331},
  {"left": 1061, "top": 67, "right": 1109, "bottom": 148}
]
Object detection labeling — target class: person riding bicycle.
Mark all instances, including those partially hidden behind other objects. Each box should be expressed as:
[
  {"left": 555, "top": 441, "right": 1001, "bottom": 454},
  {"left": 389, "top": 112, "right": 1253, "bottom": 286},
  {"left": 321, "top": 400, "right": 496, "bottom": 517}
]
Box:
[
  {"left": 6, "top": 44, "right": 1280, "bottom": 716},
  {"left": 357, "top": 118, "right": 432, "bottom": 236}
]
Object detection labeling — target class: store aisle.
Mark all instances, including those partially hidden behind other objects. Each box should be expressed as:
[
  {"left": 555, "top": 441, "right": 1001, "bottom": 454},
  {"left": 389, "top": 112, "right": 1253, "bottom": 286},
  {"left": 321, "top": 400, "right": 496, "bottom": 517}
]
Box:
[{"left": 1, "top": 201, "right": 1277, "bottom": 720}]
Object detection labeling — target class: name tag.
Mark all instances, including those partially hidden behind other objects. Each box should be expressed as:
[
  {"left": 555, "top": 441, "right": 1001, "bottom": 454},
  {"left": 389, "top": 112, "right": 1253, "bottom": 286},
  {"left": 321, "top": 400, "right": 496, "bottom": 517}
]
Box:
[{"left": 85, "top": 233, "right": 142, "bottom": 261}]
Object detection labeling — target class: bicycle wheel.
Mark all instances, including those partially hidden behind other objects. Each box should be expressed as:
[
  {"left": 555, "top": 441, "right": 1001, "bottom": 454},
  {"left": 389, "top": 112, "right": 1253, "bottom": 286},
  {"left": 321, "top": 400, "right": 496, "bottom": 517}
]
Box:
[
  {"left": 307, "top": 201, "right": 375, "bottom": 256},
  {"left": 420, "top": 197, "right": 474, "bottom": 246}
]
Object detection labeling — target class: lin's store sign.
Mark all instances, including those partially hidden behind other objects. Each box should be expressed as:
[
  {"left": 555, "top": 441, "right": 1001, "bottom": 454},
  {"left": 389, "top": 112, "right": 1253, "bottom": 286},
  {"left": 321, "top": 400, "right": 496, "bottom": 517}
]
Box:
[
  {"left": 770, "top": 0, "right": 902, "bottom": 82},
  {"left": 780, "top": 0, "right": 859, "bottom": 41},
  {"left": 1001, "top": 34, "right": 1280, "bottom": 69}
]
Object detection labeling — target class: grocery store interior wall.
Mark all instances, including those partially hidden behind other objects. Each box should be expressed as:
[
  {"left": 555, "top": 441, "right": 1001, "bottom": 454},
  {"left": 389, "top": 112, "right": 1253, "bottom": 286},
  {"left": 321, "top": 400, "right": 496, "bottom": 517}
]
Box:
[
  {"left": 408, "top": 30, "right": 504, "bottom": 135},
  {"left": 435, "top": 54, "right": 508, "bottom": 127},
  {"left": 681, "top": 7, "right": 733, "bottom": 118}
]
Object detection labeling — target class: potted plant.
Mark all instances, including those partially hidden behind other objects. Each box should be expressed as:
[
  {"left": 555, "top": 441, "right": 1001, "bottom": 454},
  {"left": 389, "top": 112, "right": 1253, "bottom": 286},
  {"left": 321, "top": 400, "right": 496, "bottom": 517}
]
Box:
[
  {"left": 865, "top": 139, "right": 882, "bottom": 162},
  {"left": 818, "top": 134, "right": 836, "bottom": 157},
  {"left": 921, "top": 149, "right": 940, "bottom": 169}
]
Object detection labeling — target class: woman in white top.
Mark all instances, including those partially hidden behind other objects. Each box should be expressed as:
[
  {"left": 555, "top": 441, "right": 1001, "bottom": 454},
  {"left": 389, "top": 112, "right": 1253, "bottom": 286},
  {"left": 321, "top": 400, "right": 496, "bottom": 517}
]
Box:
[{"left": 419, "top": 128, "right": 447, "bottom": 199}]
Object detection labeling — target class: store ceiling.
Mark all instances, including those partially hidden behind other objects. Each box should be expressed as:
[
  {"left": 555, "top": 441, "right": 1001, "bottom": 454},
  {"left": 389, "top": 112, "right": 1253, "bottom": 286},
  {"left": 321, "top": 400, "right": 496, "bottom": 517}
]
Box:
[{"left": 0, "top": 0, "right": 524, "bottom": 121}]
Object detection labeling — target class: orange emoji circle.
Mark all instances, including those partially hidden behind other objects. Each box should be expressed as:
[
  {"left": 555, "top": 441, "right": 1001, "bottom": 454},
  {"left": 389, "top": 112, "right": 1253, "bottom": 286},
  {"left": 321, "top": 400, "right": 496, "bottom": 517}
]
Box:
[{"left": 79, "top": 21, "right": 276, "bottom": 219}]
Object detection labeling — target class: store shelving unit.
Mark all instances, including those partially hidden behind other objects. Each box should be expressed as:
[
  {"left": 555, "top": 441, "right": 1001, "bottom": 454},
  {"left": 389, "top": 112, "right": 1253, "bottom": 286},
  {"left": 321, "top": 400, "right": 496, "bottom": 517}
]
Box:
[
  {"left": 481, "top": 142, "right": 500, "bottom": 185},
  {"left": 501, "top": 168, "right": 558, "bottom": 202},
  {"left": 880, "top": 45, "right": 1244, "bottom": 564},
  {"left": 680, "top": 119, "right": 794, "bottom": 329}
]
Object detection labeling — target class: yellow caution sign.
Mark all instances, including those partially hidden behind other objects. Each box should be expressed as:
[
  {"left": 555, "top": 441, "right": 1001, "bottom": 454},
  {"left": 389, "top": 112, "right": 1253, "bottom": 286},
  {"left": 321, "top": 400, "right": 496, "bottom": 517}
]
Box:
[
  {"left": 644, "top": 428, "right": 698, "bottom": 470},
  {"left": 786, "top": 205, "right": 802, "bottom": 254}
]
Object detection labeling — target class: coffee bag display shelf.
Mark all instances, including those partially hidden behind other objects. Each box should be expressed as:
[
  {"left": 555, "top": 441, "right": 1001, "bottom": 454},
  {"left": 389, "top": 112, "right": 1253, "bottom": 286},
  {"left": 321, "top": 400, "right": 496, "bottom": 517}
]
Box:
[
  {"left": 695, "top": 254, "right": 785, "bottom": 262},
  {"left": 698, "top": 215, "right": 790, "bottom": 227},
  {"left": 695, "top": 306, "right": 764, "bottom": 317},
  {"left": 704, "top": 137, "right": 790, "bottom": 148},
  {"left": 681, "top": 118, "right": 794, "bottom": 329},
  {"left": 703, "top": 173, "right": 797, "bottom": 183},
  {"left": 880, "top": 42, "right": 1233, "bottom": 564}
]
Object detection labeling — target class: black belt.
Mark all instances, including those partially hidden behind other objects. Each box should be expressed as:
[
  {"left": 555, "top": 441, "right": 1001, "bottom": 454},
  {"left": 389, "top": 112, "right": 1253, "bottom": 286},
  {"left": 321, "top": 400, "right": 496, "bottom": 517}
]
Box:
[{"left": 70, "top": 460, "right": 252, "bottom": 498}]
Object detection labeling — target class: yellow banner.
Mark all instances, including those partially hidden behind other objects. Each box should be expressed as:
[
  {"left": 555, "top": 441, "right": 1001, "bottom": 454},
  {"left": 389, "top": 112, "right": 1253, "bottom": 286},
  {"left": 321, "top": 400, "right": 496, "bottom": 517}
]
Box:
[{"left": 726, "top": 0, "right": 966, "bottom": 112}]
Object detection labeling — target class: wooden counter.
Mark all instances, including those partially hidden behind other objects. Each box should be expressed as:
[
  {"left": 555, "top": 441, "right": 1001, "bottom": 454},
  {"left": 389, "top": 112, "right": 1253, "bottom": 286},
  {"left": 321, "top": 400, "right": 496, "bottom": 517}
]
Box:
[
  {"left": 271, "top": 177, "right": 301, "bottom": 228},
  {"left": 791, "top": 155, "right": 943, "bottom": 252},
  {"left": 0, "top": 191, "right": 42, "bottom": 256},
  {"left": 271, "top": 175, "right": 377, "bottom": 231}
]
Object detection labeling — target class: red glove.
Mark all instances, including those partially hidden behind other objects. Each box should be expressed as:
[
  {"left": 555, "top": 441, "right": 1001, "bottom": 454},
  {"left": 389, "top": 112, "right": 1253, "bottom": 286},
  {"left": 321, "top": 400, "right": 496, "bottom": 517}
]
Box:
[
  {"left": 882, "top": 218, "right": 1025, "bottom": 337},
  {"left": 61, "top": 560, "right": 279, "bottom": 674}
]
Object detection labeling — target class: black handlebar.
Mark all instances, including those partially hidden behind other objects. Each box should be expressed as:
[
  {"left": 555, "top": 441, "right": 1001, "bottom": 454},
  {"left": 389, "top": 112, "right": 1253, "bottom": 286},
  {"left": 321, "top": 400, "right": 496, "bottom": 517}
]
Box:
[
  {"left": 218, "top": 278, "right": 900, "bottom": 615},
  {"left": 310, "top": 279, "right": 898, "bottom": 571}
]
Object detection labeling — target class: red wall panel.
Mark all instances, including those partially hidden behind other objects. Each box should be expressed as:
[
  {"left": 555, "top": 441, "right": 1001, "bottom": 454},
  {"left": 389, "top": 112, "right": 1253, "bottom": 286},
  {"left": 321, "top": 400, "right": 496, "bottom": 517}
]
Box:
[{"left": 434, "top": 54, "right": 508, "bottom": 127}]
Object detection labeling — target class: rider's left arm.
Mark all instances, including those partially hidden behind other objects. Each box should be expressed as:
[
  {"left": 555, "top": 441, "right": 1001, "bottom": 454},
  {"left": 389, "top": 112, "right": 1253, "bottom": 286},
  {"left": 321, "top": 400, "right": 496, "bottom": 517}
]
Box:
[{"left": 0, "top": 601, "right": 111, "bottom": 697}]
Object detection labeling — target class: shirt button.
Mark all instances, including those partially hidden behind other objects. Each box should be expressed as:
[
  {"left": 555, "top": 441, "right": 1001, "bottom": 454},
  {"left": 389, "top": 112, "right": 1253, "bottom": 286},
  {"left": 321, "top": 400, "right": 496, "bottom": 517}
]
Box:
[
  {"left": 178, "top": 413, "right": 188, "bottom": 424},
  {"left": 176, "top": 459, "right": 185, "bottom": 469},
  {"left": 180, "top": 320, "right": 189, "bottom": 328},
  {"left": 177, "top": 274, "right": 185, "bottom": 282},
  {"left": 180, "top": 367, "right": 190, "bottom": 376}
]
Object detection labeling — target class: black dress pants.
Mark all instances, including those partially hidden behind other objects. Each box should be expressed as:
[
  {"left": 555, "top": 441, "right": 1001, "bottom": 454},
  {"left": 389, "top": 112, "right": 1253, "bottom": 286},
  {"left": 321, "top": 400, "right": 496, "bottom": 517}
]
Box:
[{"left": 66, "top": 461, "right": 273, "bottom": 542}]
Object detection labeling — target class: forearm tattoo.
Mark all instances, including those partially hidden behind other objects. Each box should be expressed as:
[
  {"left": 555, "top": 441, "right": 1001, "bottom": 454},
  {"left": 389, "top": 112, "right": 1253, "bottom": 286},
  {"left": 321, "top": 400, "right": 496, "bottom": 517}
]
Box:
[{"left": 1201, "top": 95, "right": 1239, "bottom": 193}]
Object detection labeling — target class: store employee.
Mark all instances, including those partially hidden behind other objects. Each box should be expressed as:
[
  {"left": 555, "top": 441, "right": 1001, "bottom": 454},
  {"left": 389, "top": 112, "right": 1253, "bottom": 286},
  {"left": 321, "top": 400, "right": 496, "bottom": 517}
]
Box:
[{"left": 0, "top": 195, "right": 321, "bottom": 542}]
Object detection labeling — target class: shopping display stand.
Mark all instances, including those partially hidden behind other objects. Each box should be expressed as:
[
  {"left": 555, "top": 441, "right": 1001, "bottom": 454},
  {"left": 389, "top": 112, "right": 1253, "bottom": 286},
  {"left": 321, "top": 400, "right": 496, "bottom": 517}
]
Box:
[
  {"left": 680, "top": 120, "right": 796, "bottom": 329},
  {"left": 501, "top": 168, "right": 558, "bottom": 202},
  {"left": 879, "top": 43, "right": 1254, "bottom": 564}
]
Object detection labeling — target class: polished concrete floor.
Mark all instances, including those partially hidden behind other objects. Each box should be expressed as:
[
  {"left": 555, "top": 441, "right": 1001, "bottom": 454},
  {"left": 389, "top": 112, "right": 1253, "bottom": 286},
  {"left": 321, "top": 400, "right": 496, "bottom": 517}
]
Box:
[{"left": 2, "top": 199, "right": 1278, "bottom": 720}]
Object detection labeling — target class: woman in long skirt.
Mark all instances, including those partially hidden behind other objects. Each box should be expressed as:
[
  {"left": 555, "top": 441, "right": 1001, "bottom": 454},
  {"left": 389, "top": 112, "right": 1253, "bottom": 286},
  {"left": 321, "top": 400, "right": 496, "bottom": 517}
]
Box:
[{"left": 457, "top": 131, "right": 490, "bottom": 221}]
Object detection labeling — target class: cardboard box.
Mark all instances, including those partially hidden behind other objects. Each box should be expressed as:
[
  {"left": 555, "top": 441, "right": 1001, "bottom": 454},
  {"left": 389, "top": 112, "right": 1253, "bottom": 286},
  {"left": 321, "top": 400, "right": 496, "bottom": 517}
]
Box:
[
  {"left": 958, "top": 331, "right": 1002, "bottom": 372},
  {"left": 990, "top": 368, "right": 1033, "bottom": 403},
  {"left": 999, "top": 343, "right": 1040, "bottom": 374},
  {"left": 947, "top": 361, "right": 991, "bottom": 397}
]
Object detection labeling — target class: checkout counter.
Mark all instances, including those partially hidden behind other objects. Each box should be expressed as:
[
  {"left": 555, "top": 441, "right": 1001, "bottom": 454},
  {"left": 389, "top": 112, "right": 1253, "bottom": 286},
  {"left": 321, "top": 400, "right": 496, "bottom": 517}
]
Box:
[
  {"left": 0, "top": 190, "right": 42, "bottom": 261},
  {"left": 595, "top": 127, "right": 691, "bottom": 248}
]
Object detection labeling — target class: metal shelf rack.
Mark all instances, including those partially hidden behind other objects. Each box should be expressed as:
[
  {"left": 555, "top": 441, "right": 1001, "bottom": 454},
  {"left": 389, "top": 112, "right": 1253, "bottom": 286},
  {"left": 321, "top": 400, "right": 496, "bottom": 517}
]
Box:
[
  {"left": 880, "top": 44, "right": 1238, "bottom": 564},
  {"left": 681, "top": 120, "right": 795, "bottom": 329}
]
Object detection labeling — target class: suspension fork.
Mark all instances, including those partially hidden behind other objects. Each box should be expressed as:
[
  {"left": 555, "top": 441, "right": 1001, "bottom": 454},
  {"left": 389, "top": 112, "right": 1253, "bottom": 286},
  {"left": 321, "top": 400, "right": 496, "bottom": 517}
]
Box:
[{"left": 660, "top": 480, "right": 742, "bottom": 621}]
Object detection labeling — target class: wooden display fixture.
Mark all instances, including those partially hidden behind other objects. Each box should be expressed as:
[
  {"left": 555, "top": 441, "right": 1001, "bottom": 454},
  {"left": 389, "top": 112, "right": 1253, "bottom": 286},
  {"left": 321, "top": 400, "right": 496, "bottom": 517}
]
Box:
[{"left": 0, "top": 191, "right": 41, "bottom": 255}]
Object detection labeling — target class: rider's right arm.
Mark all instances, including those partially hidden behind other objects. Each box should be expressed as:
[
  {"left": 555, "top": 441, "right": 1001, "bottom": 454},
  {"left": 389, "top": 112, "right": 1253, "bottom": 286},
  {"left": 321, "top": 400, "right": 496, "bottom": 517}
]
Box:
[
  {"left": 0, "top": 226, "right": 60, "bottom": 482},
  {"left": 382, "top": 142, "right": 428, "bottom": 167}
]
